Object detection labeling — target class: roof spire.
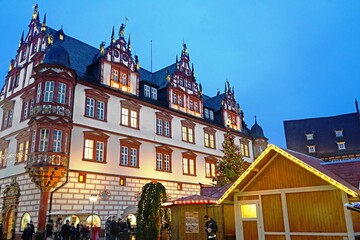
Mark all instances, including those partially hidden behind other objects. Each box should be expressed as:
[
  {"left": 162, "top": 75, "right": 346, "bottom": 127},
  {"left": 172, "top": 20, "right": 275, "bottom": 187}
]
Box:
[
  {"left": 176, "top": 55, "right": 179, "bottom": 69},
  {"left": 111, "top": 26, "right": 115, "bottom": 44},
  {"left": 41, "top": 13, "right": 47, "bottom": 32},
  {"left": 254, "top": 116, "right": 257, "bottom": 124},
  {"left": 19, "top": 31, "right": 24, "bottom": 47},
  {"left": 127, "top": 34, "right": 131, "bottom": 51},
  {"left": 356, "top": 98, "right": 359, "bottom": 114}
]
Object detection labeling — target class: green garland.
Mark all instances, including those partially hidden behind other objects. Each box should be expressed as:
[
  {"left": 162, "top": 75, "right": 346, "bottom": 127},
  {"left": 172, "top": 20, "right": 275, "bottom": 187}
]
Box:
[{"left": 137, "top": 182, "right": 170, "bottom": 240}]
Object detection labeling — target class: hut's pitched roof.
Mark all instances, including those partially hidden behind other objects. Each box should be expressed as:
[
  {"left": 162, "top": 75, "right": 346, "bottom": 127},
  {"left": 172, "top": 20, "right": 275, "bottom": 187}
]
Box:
[{"left": 218, "top": 144, "right": 360, "bottom": 204}]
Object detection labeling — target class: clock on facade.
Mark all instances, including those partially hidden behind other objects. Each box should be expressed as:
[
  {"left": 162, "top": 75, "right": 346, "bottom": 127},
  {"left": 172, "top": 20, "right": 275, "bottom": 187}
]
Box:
[{"left": 99, "top": 190, "right": 111, "bottom": 201}]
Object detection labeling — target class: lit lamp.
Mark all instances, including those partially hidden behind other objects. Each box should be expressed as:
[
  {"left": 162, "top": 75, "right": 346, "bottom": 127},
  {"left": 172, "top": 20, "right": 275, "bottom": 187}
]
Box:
[{"left": 89, "top": 194, "right": 98, "bottom": 240}]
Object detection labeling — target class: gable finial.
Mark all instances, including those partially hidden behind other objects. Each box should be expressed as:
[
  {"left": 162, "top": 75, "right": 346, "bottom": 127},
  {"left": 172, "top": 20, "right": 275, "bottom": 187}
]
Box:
[
  {"left": 254, "top": 115, "right": 257, "bottom": 124},
  {"left": 32, "top": 4, "right": 39, "bottom": 20},
  {"left": 119, "top": 23, "right": 125, "bottom": 38},
  {"left": 100, "top": 41, "right": 105, "bottom": 55}
]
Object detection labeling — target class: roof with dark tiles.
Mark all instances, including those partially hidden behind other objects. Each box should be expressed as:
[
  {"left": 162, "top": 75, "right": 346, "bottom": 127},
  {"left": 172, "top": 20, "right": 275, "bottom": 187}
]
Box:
[
  {"left": 284, "top": 112, "right": 360, "bottom": 158},
  {"left": 321, "top": 159, "right": 360, "bottom": 188}
]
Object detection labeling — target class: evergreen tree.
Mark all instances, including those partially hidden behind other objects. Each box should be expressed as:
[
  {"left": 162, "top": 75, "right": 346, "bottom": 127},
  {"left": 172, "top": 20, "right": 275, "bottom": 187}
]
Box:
[
  {"left": 136, "top": 181, "right": 170, "bottom": 240},
  {"left": 216, "top": 127, "right": 246, "bottom": 185}
]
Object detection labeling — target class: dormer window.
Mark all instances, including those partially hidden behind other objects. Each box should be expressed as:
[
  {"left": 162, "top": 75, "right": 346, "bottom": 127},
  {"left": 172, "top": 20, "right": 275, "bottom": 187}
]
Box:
[
  {"left": 337, "top": 141, "right": 346, "bottom": 150},
  {"left": 151, "top": 88, "right": 157, "bottom": 100},
  {"left": 305, "top": 133, "right": 314, "bottom": 141},
  {"left": 144, "top": 85, "right": 157, "bottom": 100},
  {"left": 113, "top": 69, "right": 119, "bottom": 81},
  {"left": 111, "top": 67, "right": 130, "bottom": 92},
  {"left": 307, "top": 145, "right": 316, "bottom": 153},
  {"left": 334, "top": 130, "right": 343, "bottom": 137},
  {"left": 179, "top": 78, "right": 184, "bottom": 87},
  {"left": 144, "top": 85, "right": 150, "bottom": 98}
]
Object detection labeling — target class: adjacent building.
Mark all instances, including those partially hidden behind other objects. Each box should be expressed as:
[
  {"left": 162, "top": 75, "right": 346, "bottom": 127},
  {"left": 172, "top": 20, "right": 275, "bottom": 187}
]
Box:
[
  {"left": 284, "top": 101, "right": 360, "bottom": 161},
  {"left": 0, "top": 5, "right": 267, "bottom": 239}
]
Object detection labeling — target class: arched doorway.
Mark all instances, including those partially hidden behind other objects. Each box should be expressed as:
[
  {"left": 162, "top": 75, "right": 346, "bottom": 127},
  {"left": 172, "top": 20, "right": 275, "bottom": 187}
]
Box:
[
  {"left": 1, "top": 180, "right": 21, "bottom": 240},
  {"left": 4, "top": 208, "right": 15, "bottom": 240}
]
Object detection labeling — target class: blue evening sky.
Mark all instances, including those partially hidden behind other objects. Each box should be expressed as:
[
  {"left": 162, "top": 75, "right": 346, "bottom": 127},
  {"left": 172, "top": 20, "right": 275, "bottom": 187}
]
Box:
[{"left": 1, "top": 1, "right": 360, "bottom": 148}]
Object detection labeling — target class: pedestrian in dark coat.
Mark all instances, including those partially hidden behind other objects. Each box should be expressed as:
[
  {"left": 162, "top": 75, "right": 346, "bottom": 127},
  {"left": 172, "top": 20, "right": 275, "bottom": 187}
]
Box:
[
  {"left": 61, "top": 220, "right": 71, "bottom": 240},
  {"left": 22, "top": 223, "right": 32, "bottom": 240},
  {"left": 29, "top": 221, "right": 35, "bottom": 240},
  {"left": 45, "top": 219, "right": 54, "bottom": 239}
]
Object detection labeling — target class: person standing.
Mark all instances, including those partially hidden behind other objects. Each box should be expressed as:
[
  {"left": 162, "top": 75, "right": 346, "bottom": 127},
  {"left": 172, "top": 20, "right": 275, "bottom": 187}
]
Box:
[
  {"left": 29, "top": 221, "right": 35, "bottom": 240},
  {"left": 109, "top": 216, "right": 118, "bottom": 240},
  {"left": 204, "top": 215, "right": 218, "bottom": 240},
  {"left": 61, "top": 220, "right": 71, "bottom": 240},
  {"left": 45, "top": 219, "right": 54, "bottom": 240},
  {"left": 22, "top": 223, "right": 32, "bottom": 240},
  {"left": 104, "top": 218, "right": 111, "bottom": 240}
]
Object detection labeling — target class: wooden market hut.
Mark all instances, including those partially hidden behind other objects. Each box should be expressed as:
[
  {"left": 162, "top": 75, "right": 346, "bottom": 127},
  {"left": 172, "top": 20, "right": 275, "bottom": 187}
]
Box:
[
  {"left": 218, "top": 144, "right": 360, "bottom": 240},
  {"left": 169, "top": 185, "right": 236, "bottom": 240}
]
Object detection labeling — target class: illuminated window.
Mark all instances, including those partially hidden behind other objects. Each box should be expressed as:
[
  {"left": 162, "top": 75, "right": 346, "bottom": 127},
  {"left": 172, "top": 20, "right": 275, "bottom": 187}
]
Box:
[
  {"left": 205, "top": 156, "right": 216, "bottom": 179},
  {"left": 112, "top": 69, "right": 119, "bottom": 81},
  {"left": 120, "top": 138, "right": 141, "bottom": 167},
  {"left": 121, "top": 100, "right": 141, "bottom": 129},
  {"left": 119, "top": 176, "right": 126, "bottom": 186},
  {"left": 240, "top": 139, "right": 250, "bottom": 157},
  {"left": 83, "top": 131, "right": 109, "bottom": 163},
  {"left": 241, "top": 204, "right": 257, "bottom": 219},
  {"left": 204, "top": 127, "right": 216, "bottom": 149},
  {"left": 121, "top": 73, "right": 127, "bottom": 85},
  {"left": 182, "top": 152, "right": 197, "bottom": 176},
  {"left": 308, "top": 145, "right": 316, "bottom": 153},
  {"left": 172, "top": 93, "right": 177, "bottom": 104},
  {"left": 337, "top": 142, "right": 346, "bottom": 150},
  {"left": 181, "top": 120, "right": 195, "bottom": 144}
]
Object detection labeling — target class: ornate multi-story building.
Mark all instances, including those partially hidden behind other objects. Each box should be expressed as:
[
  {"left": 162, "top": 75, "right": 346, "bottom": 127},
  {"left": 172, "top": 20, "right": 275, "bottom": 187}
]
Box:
[{"left": 0, "top": 5, "right": 267, "bottom": 239}]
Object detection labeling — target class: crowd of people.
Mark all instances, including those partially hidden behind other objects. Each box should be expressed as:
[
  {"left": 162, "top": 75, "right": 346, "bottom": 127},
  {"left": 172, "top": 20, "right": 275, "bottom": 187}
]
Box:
[
  {"left": 45, "top": 218, "right": 91, "bottom": 240},
  {"left": 104, "top": 216, "right": 132, "bottom": 240}
]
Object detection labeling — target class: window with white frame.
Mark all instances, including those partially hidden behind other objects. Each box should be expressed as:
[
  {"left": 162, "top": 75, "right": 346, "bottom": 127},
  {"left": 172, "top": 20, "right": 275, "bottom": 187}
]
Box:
[
  {"left": 44, "top": 81, "right": 55, "bottom": 102},
  {"left": 337, "top": 142, "right": 346, "bottom": 150},
  {"left": 144, "top": 85, "right": 150, "bottom": 98},
  {"left": 334, "top": 130, "right": 343, "bottom": 137},
  {"left": 308, "top": 145, "right": 316, "bottom": 153},
  {"left": 151, "top": 87, "right": 157, "bottom": 100},
  {"left": 57, "top": 83, "right": 67, "bottom": 104},
  {"left": 83, "top": 131, "right": 109, "bottom": 162},
  {"left": 53, "top": 130, "right": 63, "bottom": 152},
  {"left": 121, "top": 100, "right": 141, "bottom": 129},
  {"left": 39, "top": 129, "right": 50, "bottom": 152},
  {"left": 305, "top": 133, "right": 314, "bottom": 141},
  {"left": 156, "top": 112, "right": 172, "bottom": 137},
  {"left": 120, "top": 138, "right": 141, "bottom": 167},
  {"left": 156, "top": 146, "right": 172, "bottom": 172},
  {"left": 84, "top": 89, "right": 109, "bottom": 121}
]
